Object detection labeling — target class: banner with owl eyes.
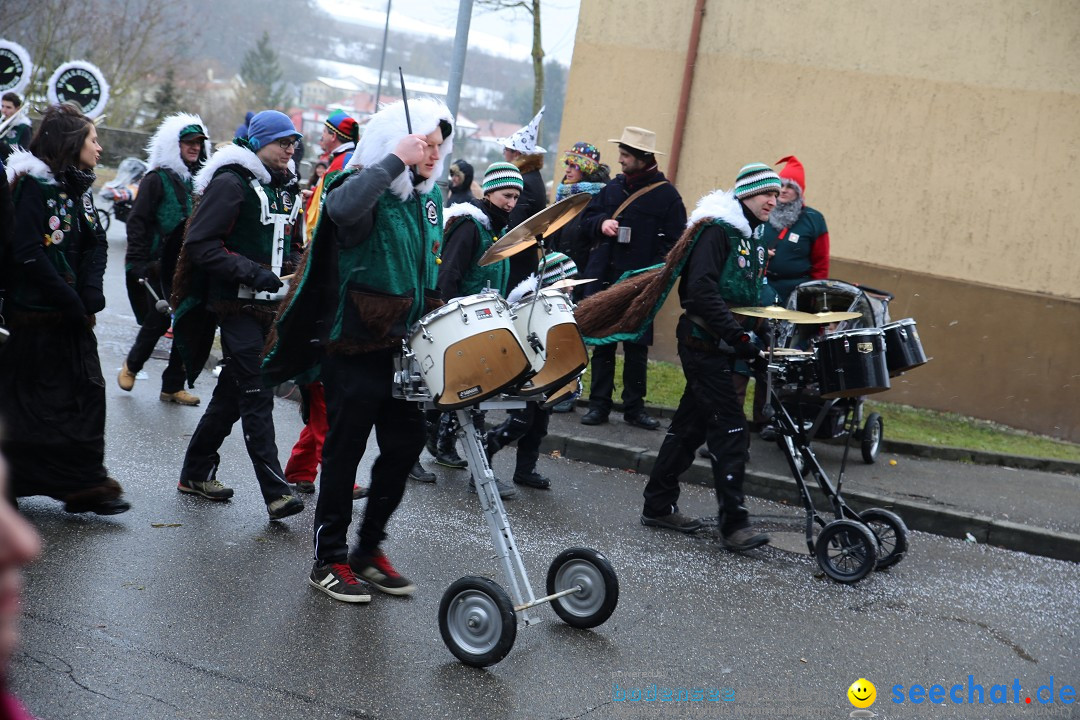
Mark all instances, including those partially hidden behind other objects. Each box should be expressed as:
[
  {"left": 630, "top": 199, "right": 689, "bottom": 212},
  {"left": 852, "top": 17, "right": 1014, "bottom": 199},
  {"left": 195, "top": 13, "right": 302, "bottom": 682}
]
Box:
[
  {"left": 46, "top": 60, "right": 110, "bottom": 119},
  {"left": 0, "top": 40, "right": 32, "bottom": 95}
]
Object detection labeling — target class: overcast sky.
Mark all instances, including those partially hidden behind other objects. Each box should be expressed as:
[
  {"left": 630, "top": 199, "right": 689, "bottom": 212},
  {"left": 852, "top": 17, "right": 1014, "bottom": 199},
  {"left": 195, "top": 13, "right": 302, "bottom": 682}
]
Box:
[{"left": 316, "top": 0, "right": 582, "bottom": 67}]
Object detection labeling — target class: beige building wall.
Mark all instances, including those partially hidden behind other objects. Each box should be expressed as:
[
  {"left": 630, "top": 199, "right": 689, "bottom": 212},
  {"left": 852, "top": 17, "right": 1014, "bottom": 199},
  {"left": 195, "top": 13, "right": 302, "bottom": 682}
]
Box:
[{"left": 561, "top": 0, "right": 1080, "bottom": 441}]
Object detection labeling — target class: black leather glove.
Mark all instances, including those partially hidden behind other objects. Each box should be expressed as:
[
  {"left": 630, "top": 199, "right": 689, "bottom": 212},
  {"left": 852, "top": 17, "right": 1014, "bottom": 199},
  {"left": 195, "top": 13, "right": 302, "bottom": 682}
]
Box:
[
  {"left": 249, "top": 267, "right": 283, "bottom": 292},
  {"left": 732, "top": 337, "right": 761, "bottom": 361}
]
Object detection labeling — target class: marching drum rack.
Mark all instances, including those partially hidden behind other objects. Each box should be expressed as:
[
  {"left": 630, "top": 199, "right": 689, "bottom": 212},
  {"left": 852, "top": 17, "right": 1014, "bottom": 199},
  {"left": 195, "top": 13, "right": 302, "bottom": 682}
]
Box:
[
  {"left": 393, "top": 355, "right": 618, "bottom": 667},
  {"left": 737, "top": 307, "right": 912, "bottom": 584}
]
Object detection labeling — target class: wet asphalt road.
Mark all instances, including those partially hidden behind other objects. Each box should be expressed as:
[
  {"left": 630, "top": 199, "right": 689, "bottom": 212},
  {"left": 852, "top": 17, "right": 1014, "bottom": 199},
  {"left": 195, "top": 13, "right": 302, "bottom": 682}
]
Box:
[{"left": 7, "top": 224, "right": 1078, "bottom": 719}]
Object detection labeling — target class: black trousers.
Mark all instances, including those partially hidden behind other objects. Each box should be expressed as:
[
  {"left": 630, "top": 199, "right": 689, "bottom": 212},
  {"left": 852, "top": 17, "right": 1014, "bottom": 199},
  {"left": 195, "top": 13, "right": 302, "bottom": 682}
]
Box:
[
  {"left": 587, "top": 341, "right": 649, "bottom": 416},
  {"left": 125, "top": 307, "right": 186, "bottom": 393},
  {"left": 488, "top": 401, "right": 550, "bottom": 475},
  {"left": 643, "top": 329, "right": 750, "bottom": 533},
  {"left": 314, "top": 349, "right": 425, "bottom": 564},
  {"left": 179, "top": 313, "right": 291, "bottom": 503}
]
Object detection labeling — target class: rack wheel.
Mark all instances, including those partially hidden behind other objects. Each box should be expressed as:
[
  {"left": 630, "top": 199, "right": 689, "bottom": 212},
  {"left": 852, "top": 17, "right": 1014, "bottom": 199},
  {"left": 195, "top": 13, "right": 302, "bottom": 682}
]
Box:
[
  {"left": 815, "top": 520, "right": 879, "bottom": 584},
  {"left": 438, "top": 576, "right": 517, "bottom": 667},
  {"left": 861, "top": 412, "right": 883, "bottom": 464},
  {"left": 546, "top": 548, "right": 619, "bottom": 629},
  {"left": 96, "top": 208, "right": 110, "bottom": 232},
  {"left": 859, "top": 508, "right": 909, "bottom": 570}
]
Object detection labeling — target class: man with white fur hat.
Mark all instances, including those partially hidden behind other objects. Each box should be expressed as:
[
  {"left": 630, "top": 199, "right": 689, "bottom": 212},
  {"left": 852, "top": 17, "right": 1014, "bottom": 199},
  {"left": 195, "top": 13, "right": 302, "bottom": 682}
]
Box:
[
  {"left": 640, "top": 163, "right": 779, "bottom": 551},
  {"left": 263, "top": 97, "right": 454, "bottom": 603},
  {"left": 118, "top": 113, "right": 211, "bottom": 406}
]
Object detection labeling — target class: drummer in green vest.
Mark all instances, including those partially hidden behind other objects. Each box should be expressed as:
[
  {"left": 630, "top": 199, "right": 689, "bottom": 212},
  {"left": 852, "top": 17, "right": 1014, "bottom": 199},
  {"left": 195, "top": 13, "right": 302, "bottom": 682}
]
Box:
[
  {"left": 262, "top": 97, "right": 454, "bottom": 603},
  {"left": 421, "top": 162, "right": 523, "bottom": 498}
]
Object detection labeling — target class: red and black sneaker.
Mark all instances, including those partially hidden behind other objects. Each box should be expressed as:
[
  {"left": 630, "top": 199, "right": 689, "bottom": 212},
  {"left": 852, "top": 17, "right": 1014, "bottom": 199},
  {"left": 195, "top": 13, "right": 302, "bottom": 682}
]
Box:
[
  {"left": 309, "top": 562, "right": 372, "bottom": 603},
  {"left": 349, "top": 550, "right": 416, "bottom": 596}
]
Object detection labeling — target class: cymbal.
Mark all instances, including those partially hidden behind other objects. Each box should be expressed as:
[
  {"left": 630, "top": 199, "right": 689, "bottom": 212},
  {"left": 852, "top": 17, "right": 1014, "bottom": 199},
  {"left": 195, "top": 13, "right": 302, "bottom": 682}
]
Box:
[
  {"left": 810, "top": 310, "right": 862, "bottom": 323},
  {"left": 546, "top": 277, "right": 595, "bottom": 291},
  {"left": 731, "top": 306, "right": 821, "bottom": 323},
  {"left": 478, "top": 193, "right": 592, "bottom": 267}
]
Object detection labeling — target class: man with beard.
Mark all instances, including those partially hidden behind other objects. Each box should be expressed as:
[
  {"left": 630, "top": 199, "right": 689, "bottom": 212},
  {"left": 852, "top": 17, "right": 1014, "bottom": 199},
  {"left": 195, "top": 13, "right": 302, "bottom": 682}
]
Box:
[
  {"left": 118, "top": 114, "right": 211, "bottom": 405},
  {"left": 640, "top": 163, "right": 779, "bottom": 550},
  {"left": 760, "top": 155, "right": 830, "bottom": 306},
  {"left": 579, "top": 127, "right": 686, "bottom": 431},
  {"left": 754, "top": 156, "right": 830, "bottom": 441}
]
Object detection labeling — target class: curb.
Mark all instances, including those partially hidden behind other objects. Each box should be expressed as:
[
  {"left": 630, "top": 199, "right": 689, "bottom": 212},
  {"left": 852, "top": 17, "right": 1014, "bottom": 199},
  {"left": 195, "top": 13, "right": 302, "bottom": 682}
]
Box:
[
  {"left": 584, "top": 401, "right": 1080, "bottom": 476},
  {"left": 541, "top": 432, "right": 1080, "bottom": 564}
]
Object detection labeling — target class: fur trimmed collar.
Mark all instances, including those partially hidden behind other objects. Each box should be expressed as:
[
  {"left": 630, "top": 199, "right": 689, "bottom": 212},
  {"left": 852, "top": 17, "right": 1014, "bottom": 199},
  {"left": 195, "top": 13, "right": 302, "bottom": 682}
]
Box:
[
  {"left": 192, "top": 143, "right": 270, "bottom": 195},
  {"left": 513, "top": 152, "right": 544, "bottom": 176},
  {"left": 4, "top": 149, "right": 56, "bottom": 185},
  {"left": 444, "top": 201, "right": 490, "bottom": 229},
  {"left": 146, "top": 113, "right": 211, "bottom": 181},
  {"left": 346, "top": 97, "right": 454, "bottom": 202},
  {"left": 687, "top": 189, "right": 751, "bottom": 238}
]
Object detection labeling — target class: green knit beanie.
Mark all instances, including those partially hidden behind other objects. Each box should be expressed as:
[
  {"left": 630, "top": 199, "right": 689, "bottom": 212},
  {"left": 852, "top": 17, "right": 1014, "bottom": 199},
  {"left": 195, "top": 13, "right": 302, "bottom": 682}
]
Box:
[
  {"left": 482, "top": 161, "right": 524, "bottom": 194},
  {"left": 733, "top": 162, "right": 781, "bottom": 200}
]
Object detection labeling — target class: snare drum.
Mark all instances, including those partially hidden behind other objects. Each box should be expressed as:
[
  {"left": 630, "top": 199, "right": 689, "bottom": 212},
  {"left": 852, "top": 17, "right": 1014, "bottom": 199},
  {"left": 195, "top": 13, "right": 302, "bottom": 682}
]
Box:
[
  {"left": 407, "top": 293, "right": 531, "bottom": 409},
  {"left": 815, "top": 328, "right": 890, "bottom": 399},
  {"left": 882, "top": 318, "right": 928, "bottom": 376},
  {"left": 511, "top": 289, "right": 589, "bottom": 395}
]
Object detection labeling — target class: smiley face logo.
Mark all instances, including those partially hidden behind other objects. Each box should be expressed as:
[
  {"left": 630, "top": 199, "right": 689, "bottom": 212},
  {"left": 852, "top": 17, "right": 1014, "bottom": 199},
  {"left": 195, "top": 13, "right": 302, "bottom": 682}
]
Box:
[{"left": 847, "top": 678, "right": 876, "bottom": 708}]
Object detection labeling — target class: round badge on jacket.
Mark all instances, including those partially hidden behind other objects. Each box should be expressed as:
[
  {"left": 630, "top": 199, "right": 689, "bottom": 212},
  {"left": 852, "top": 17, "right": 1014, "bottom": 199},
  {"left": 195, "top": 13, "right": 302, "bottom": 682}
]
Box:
[{"left": 425, "top": 198, "right": 438, "bottom": 226}]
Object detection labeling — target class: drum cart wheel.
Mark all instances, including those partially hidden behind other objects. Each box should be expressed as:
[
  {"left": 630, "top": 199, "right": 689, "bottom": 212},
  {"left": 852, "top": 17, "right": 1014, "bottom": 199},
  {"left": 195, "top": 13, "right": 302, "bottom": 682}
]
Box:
[
  {"left": 857, "top": 508, "right": 909, "bottom": 570},
  {"left": 438, "top": 576, "right": 517, "bottom": 668},
  {"left": 546, "top": 548, "right": 619, "bottom": 629},
  {"left": 814, "top": 520, "right": 879, "bottom": 583},
  {"left": 861, "top": 412, "right": 883, "bottom": 464}
]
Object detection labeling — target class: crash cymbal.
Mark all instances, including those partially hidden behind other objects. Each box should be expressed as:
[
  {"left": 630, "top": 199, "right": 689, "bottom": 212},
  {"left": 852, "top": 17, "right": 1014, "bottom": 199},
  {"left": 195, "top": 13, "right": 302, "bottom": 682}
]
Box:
[
  {"left": 809, "top": 310, "right": 862, "bottom": 323},
  {"left": 731, "top": 306, "right": 821, "bottom": 323},
  {"left": 478, "top": 193, "right": 592, "bottom": 267},
  {"left": 546, "top": 277, "right": 595, "bottom": 291}
]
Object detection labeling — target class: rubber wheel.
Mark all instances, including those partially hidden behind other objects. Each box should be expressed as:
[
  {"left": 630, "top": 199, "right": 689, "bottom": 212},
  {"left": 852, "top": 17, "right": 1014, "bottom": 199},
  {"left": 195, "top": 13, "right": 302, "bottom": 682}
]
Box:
[
  {"left": 438, "top": 576, "right": 517, "bottom": 667},
  {"left": 96, "top": 208, "right": 110, "bottom": 232},
  {"left": 546, "top": 547, "right": 619, "bottom": 629},
  {"left": 861, "top": 412, "right": 883, "bottom": 464},
  {"left": 815, "top": 520, "right": 879, "bottom": 584},
  {"left": 859, "top": 508, "right": 909, "bottom": 570}
]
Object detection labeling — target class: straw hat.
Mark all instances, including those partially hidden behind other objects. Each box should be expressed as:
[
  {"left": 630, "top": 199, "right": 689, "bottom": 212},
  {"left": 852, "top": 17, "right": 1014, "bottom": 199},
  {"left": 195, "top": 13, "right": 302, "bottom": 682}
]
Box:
[{"left": 608, "top": 126, "right": 665, "bottom": 155}]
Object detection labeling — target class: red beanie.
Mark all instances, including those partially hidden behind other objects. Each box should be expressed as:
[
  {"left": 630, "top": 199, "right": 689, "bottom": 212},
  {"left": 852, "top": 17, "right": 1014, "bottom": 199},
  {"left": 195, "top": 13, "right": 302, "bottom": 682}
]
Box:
[{"left": 776, "top": 155, "right": 806, "bottom": 196}]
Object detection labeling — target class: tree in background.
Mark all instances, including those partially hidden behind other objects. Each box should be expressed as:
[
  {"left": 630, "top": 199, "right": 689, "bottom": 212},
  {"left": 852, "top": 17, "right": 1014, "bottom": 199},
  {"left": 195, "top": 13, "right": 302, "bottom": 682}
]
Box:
[
  {"left": 476, "top": 0, "right": 545, "bottom": 116},
  {"left": 150, "top": 69, "right": 183, "bottom": 123},
  {"left": 239, "top": 31, "right": 287, "bottom": 110}
]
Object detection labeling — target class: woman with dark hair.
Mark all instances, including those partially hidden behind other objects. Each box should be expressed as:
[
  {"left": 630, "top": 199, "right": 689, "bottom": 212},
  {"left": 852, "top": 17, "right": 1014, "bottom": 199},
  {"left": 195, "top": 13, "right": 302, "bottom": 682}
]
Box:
[{"left": 0, "top": 103, "right": 131, "bottom": 515}]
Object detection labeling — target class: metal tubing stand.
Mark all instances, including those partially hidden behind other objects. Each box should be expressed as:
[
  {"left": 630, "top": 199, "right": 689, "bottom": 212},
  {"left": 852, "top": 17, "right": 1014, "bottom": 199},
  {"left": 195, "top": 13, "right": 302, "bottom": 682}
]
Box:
[{"left": 454, "top": 400, "right": 541, "bottom": 625}]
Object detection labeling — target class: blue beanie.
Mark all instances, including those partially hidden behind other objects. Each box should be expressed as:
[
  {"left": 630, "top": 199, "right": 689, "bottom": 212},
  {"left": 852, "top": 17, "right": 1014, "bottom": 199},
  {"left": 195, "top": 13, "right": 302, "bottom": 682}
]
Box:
[{"left": 244, "top": 110, "right": 300, "bottom": 150}]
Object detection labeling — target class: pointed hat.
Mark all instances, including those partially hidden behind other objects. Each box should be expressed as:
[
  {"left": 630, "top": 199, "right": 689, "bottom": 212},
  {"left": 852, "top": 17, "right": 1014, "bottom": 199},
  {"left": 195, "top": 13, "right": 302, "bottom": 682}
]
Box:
[{"left": 498, "top": 106, "right": 546, "bottom": 154}]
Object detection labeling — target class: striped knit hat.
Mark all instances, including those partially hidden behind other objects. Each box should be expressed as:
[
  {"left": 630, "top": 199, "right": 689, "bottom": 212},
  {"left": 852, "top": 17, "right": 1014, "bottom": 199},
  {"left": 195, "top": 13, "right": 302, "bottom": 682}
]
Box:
[
  {"left": 733, "top": 162, "right": 782, "bottom": 200},
  {"left": 482, "top": 161, "right": 524, "bottom": 194},
  {"left": 539, "top": 251, "right": 579, "bottom": 288},
  {"left": 325, "top": 110, "right": 359, "bottom": 143}
]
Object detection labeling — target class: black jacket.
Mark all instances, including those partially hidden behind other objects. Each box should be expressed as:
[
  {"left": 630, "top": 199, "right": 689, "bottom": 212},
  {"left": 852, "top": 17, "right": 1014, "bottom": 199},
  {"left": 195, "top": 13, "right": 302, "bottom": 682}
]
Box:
[
  {"left": 580, "top": 171, "right": 686, "bottom": 297},
  {"left": 506, "top": 166, "right": 548, "bottom": 288}
]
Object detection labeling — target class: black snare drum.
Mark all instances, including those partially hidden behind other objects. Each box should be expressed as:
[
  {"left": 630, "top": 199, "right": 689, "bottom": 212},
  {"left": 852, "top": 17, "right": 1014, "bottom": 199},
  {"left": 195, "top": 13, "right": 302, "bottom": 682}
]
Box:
[
  {"left": 882, "top": 318, "right": 928, "bottom": 376},
  {"left": 815, "top": 328, "right": 890, "bottom": 399}
]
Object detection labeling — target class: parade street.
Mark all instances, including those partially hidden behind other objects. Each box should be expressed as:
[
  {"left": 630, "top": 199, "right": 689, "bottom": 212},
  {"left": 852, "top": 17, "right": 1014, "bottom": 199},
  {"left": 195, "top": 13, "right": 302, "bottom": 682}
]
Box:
[{"left": 8, "top": 224, "right": 1079, "bottom": 720}]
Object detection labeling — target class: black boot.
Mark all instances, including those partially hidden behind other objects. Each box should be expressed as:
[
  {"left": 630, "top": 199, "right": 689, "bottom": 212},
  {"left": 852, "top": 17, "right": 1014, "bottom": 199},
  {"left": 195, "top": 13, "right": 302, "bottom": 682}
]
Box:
[
  {"left": 434, "top": 413, "right": 467, "bottom": 469},
  {"left": 424, "top": 409, "right": 440, "bottom": 457}
]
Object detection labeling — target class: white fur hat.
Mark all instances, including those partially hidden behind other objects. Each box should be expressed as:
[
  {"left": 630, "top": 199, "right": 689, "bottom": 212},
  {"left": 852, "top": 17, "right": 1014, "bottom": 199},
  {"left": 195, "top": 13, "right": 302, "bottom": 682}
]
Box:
[{"left": 346, "top": 97, "right": 454, "bottom": 202}]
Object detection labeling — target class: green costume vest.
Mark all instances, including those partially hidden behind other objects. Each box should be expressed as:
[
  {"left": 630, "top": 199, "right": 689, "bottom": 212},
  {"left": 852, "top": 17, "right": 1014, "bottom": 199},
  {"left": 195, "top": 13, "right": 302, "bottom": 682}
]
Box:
[
  {"left": 445, "top": 214, "right": 509, "bottom": 297},
  {"left": 329, "top": 174, "right": 442, "bottom": 341}
]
